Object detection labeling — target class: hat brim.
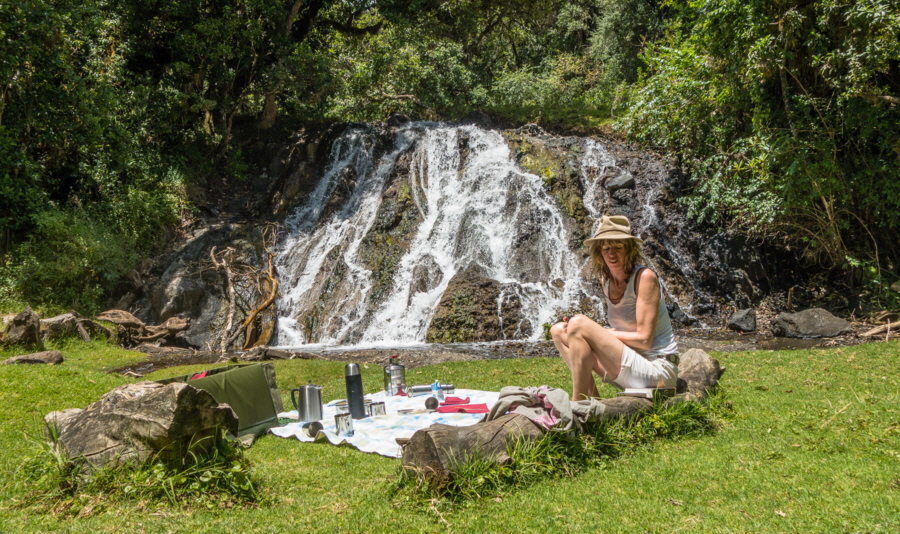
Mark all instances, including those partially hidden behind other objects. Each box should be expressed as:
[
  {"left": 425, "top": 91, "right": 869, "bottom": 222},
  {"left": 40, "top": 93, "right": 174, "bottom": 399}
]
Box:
[{"left": 583, "top": 233, "right": 643, "bottom": 247}]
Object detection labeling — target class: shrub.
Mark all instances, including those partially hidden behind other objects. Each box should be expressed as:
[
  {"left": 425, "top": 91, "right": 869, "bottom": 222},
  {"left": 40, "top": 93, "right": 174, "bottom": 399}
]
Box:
[{"left": 14, "top": 209, "right": 139, "bottom": 314}]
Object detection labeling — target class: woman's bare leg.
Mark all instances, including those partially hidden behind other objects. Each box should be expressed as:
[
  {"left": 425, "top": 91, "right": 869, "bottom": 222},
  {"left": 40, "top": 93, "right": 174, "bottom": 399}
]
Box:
[
  {"left": 551, "top": 316, "right": 625, "bottom": 400},
  {"left": 550, "top": 322, "right": 600, "bottom": 398}
]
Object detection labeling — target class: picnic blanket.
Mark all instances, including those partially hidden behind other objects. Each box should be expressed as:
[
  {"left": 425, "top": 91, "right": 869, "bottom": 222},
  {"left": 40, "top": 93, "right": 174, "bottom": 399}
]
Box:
[{"left": 270, "top": 389, "right": 500, "bottom": 458}]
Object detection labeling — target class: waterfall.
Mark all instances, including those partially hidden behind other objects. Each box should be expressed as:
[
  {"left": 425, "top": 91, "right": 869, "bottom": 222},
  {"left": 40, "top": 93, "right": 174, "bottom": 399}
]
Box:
[{"left": 275, "top": 124, "right": 594, "bottom": 347}]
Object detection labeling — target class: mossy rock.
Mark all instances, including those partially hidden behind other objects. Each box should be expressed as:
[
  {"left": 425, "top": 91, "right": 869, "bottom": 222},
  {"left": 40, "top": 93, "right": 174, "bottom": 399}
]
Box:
[{"left": 426, "top": 265, "right": 532, "bottom": 343}]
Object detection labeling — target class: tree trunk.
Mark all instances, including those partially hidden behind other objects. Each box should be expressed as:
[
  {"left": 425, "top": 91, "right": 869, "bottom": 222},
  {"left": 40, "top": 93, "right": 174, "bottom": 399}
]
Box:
[
  {"left": 401, "top": 413, "right": 543, "bottom": 484},
  {"left": 401, "top": 348, "right": 725, "bottom": 484},
  {"left": 401, "top": 396, "right": 654, "bottom": 484}
]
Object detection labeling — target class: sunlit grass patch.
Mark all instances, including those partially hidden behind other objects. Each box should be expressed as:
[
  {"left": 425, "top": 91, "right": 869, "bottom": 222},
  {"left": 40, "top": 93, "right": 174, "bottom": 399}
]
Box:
[{"left": 12, "top": 426, "right": 260, "bottom": 518}]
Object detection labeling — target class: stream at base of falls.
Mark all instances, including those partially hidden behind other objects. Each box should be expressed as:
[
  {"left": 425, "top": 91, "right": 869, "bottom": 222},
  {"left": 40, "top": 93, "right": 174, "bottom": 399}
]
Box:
[{"left": 111, "top": 325, "right": 872, "bottom": 376}]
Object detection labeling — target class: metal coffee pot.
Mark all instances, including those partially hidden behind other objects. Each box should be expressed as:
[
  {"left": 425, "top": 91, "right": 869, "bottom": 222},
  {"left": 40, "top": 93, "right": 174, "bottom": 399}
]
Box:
[
  {"left": 383, "top": 355, "right": 406, "bottom": 395},
  {"left": 291, "top": 383, "right": 323, "bottom": 422}
]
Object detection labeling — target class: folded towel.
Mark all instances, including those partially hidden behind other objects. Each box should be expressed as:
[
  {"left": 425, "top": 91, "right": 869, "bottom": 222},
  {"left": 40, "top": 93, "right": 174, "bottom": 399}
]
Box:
[
  {"left": 440, "top": 396, "right": 471, "bottom": 405},
  {"left": 435, "top": 403, "right": 489, "bottom": 414}
]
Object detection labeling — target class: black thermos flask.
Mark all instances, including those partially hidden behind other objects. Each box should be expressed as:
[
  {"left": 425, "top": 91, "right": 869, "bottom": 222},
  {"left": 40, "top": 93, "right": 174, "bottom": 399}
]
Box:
[{"left": 345, "top": 363, "right": 366, "bottom": 419}]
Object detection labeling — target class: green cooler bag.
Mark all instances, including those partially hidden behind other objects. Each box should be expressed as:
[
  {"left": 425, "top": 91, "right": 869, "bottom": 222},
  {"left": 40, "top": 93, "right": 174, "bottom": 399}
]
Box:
[{"left": 157, "top": 362, "right": 283, "bottom": 437}]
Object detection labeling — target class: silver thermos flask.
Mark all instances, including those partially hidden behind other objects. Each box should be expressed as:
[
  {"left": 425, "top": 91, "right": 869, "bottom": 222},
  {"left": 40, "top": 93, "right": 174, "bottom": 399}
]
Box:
[
  {"left": 383, "top": 355, "right": 406, "bottom": 395},
  {"left": 345, "top": 363, "right": 366, "bottom": 419}
]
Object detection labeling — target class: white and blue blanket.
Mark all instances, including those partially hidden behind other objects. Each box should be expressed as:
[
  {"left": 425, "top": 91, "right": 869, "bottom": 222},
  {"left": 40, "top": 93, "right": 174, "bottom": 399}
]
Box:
[{"left": 270, "top": 389, "right": 500, "bottom": 458}]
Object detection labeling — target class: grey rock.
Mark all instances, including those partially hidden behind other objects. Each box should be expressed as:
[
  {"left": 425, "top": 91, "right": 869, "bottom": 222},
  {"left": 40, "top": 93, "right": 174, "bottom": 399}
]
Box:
[
  {"left": 386, "top": 113, "right": 411, "bottom": 127},
  {"left": 727, "top": 308, "right": 757, "bottom": 332},
  {"left": 45, "top": 381, "right": 238, "bottom": 467},
  {"left": 5, "top": 350, "right": 64, "bottom": 365},
  {"left": 458, "top": 110, "right": 494, "bottom": 129},
  {"left": 669, "top": 303, "right": 698, "bottom": 326},
  {"left": 771, "top": 308, "right": 851, "bottom": 338},
  {"left": 1, "top": 307, "right": 42, "bottom": 349},
  {"left": 677, "top": 348, "right": 725, "bottom": 400},
  {"left": 606, "top": 173, "right": 635, "bottom": 191}
]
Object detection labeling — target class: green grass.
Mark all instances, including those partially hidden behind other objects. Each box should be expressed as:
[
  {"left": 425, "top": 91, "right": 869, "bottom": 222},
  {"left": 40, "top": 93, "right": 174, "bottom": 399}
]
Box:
[{"left": 1, "top": 339, "right": 899, "bottom": 532}]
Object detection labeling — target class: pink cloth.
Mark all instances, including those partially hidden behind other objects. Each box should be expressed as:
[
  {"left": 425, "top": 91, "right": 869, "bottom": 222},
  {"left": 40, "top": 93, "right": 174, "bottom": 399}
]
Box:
[
  {"left": 190, "top": 371, "right": 209, "bottom": 380},
  {"left": 435, "top": 403, "right": 489, "bottom": 414},
  {"left": 440, "top": 397, "right": 471, "bottom": 405}
]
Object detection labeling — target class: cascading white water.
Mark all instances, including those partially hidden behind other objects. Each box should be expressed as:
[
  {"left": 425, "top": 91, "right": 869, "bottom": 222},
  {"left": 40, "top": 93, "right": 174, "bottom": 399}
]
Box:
[
  {"left": 275, "top": 124, "right": 595, "bottom": 347},
  {"left": 275, "top": 126, "right": 417, "bottom": 345}
]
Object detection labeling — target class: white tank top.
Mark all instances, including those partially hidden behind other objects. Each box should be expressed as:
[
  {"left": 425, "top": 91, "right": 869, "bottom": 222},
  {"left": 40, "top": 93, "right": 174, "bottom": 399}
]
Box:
[{"left": 604, "top": 266, "right": 678, "bottom": 359}]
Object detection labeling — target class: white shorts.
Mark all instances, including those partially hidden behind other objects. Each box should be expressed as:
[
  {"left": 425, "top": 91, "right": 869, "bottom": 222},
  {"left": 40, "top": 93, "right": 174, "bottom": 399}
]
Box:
[{"left": 612, "top": 345, "right": 678, "bottom": 389}]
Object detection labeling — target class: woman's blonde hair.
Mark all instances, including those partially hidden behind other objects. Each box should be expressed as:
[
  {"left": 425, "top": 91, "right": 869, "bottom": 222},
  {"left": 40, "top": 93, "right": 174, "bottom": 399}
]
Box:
[{"left": 588, "top": 238, "right": 645, "bottom": 283}]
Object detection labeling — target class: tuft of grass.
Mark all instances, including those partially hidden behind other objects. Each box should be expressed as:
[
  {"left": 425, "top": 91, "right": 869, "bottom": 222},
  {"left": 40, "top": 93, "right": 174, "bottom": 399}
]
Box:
[
  {"left": 393, "top": 391, "right": 731, "bottom": 508},
  {"left": 14, "top": 425, "right": 260, "bottom": 517}
]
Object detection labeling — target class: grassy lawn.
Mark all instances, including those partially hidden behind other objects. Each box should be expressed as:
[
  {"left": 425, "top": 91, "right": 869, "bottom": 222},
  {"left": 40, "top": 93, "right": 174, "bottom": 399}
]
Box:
[{"left": 1, "top": 338, "right": 898, "bottom": 533}]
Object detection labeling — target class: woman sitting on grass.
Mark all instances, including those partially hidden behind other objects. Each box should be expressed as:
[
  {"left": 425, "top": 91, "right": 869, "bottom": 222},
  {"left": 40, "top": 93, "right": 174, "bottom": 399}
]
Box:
[{"left": 551, "top": 215, "right": 679, "bottom": 400}]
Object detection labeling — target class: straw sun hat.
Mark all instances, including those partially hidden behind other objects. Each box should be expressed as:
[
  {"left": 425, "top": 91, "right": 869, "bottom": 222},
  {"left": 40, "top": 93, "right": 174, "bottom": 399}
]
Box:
[{"left": 583, "top": 215, "right": 643, "bottom": 247}]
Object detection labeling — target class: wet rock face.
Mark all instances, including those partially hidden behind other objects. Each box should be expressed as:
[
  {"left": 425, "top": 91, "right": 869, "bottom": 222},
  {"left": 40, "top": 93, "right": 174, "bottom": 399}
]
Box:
[
  {"left": 138, "top": 224, "right": 276, "bottom": 349},
  {"left": 505, "top": 130, "right": 587, "bottom": 223},
  {"left": 427, "top": 265, "right": 532, "bottom": 343},
  {"left": 358, "top": 152, "right": 423, "bottom": 306},
  {"left": 771, "top": 308, "right": 851, "bottom": 338},
  {"left": 698, "top": 233, "right": 767, "bottom": 309}
]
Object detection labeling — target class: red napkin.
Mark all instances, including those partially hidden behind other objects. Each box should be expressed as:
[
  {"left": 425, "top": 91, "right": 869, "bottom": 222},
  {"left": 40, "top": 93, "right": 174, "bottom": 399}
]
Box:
[
  {"left": 440, "top": 397, "right": 470, "bottom": 406},
  {"left": 436, "top": 403, "right": 489, "bottom": 414}
]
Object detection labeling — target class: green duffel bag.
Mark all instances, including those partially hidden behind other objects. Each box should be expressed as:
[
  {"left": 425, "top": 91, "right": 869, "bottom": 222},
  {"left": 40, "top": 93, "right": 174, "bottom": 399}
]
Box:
[{"left": 157, "top": 362, "right": 283, "bottom": 438}]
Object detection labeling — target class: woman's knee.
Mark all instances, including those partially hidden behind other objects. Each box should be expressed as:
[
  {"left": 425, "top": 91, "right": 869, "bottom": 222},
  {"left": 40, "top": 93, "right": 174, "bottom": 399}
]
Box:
[
  {"left": 566, "top": 314, "right": 595, "bottom": 334},
  {"left": 549, "top": 321, "right": 566, "bottom": 340}
]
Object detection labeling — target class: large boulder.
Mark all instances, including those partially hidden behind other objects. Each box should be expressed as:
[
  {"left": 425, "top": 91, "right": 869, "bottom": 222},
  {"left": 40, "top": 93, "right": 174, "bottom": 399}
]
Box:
[
  {"left": 4, "top": 350, "right": 64, "bottom": 365},
  {"left": 771, "top": 308, "right": 851, "bottom": 338},
  {"left": 426, "top": 265, "right": 531, "bottom": 343},
  {"left": 45, "top": 381, "right": 238, "bottom": 467},
  {"left": 677, "top": 348, "right": 725, "bottom": 401},
  {"left": 727, "top": 309, "right": 757, "bottom": 333},
  {"left": 1, "top": 307, "right": 42, "bottom": 349}
]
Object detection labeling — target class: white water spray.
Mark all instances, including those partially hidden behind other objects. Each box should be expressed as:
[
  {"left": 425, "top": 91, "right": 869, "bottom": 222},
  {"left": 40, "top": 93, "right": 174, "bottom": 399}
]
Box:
[{"left": 275, "top": 124, "right": 593, "bottom": 347}]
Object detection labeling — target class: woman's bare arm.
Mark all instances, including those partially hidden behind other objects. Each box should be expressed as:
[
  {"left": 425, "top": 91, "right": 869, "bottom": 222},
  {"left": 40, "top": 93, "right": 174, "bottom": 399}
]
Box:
[{"left": 606, "top": 269, "right": 660, "bottom": 351}]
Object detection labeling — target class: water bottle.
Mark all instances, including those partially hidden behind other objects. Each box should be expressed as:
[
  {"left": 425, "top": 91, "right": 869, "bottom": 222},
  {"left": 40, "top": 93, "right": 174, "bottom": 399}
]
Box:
[
  {"left": 431, "top": 379, "right": 444, "bottom": 401},
  {"left": 345, "top": 363, "right": 366, "bottom": 419}
]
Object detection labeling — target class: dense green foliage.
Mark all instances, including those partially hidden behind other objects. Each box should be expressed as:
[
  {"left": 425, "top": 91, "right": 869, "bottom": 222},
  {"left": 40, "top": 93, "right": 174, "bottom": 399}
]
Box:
[
  {"left": 2, "top": 0, "right": 899, "bottom": 311},
  {"left": 620, "top": 0, "right": 900, "bottom": 285}
]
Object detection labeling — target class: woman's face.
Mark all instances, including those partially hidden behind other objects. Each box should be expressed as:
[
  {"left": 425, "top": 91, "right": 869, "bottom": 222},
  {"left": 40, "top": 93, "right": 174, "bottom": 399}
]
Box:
[{"left": 601, "top": 240, "right": 627, "bottom": 272}]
